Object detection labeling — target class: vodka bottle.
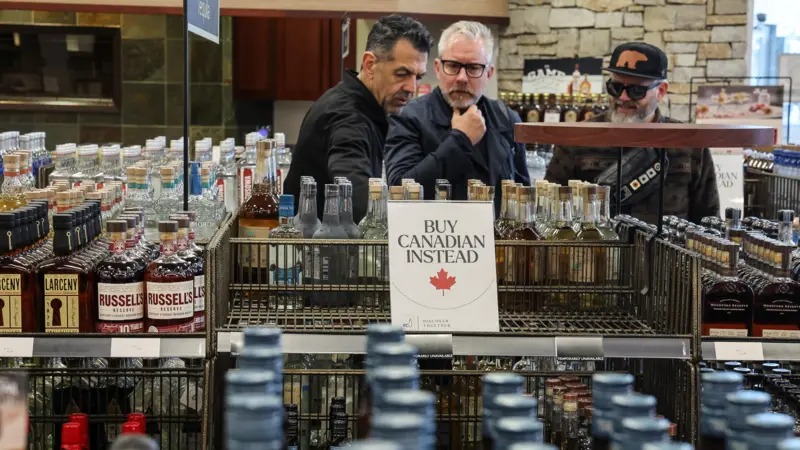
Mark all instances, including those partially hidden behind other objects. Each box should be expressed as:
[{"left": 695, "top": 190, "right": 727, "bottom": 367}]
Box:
[{"left": 274, "top": 132, "right": 291, "bottom": 195}]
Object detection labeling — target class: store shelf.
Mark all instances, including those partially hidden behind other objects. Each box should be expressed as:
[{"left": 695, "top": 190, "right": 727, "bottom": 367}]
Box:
[
  {"left": 514, "top": 122, "right": 777, "bottom": 148},
  {"left": 0, "top": 334, "right": 206, "bottom": 358},
  {"left": 702, "top": 338, "right": 800, "bottom": 361},
  {"left": 216, "top": 307, "right": 690, "bottom": 359}
]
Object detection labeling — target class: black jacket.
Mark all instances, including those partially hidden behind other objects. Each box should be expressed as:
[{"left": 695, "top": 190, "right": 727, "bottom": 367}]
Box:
[
  {"left": 283, "top": 70, "right": 387, "bottom": 223},
  {"left": 384, "top": 87, "right": 530, "bottom": 214}
]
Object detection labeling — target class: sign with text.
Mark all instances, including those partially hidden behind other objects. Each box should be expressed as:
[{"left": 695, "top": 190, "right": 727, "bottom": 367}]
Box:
[
  {"left": 187, "top": 0, "right": 219, "bottom": 44},
  {"left": 387, "top": 201, "right": 499, "bottom": 332},
  {"left": 522, "top": 57, "right": 603, "bottom": 95},
  {"left": 710, "top": 149, "right": 745, "bottom": 216}
]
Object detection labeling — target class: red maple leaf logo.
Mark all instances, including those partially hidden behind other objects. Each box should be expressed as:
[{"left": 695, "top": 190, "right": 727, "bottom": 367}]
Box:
[{"left": 430, "top": 268, "right": 456, "bottom": 295}]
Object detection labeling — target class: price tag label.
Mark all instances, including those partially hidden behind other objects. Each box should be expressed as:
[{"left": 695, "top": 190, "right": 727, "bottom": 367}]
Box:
[
  {"left": 110, "top": 338, "right": 160, "bottom": 358},
  {"left": 714, "top": 341, "right": 764, "bottom": 361},
  {"left": 0, "top": 338, "right": 33, "bottom": 357}
]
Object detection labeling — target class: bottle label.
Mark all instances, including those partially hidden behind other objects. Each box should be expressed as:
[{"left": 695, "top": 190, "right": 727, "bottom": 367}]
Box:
[
  {"left": 585, "top": 111, "right": 596, "bottom": 121},
  {"left": 708, "top": 328, "right": 748, "bottom": 337},
  {"left": 238, "top": 167, "right": 253, "bottom": 205},
  {"left": 194, "top": 274, "right": 206, "bottom": 312},
  {"left": 564, "top": 110, "right": 579, "bottom": 122},
  {"left": 146, "top": 280, "right": 194, "bottom": 320},
  {"left": 238, "top": 224, "right": 271, "bottom": 268},
  {"left": 762, "top": 329, "right": 800, "bottom": 338},
  {"left": 44, "top": 273, "right": 80, "bottom": 333},
  {"left": 97, "top": 282, "right": 145, "bottom": 321},
  {"left": 177, "top": 236, "right": 189, "bottom": 251},
  {"left": 216, "top": 178, "right": 225, "bottom": 202},
  {"left": 526, "top": 110, "right": 540, "bottom": 122},
  {"left": 269, "top": 244, "right": 302, "bottom": 285},
  {"left": 544, "top": 112, "right": 561, "bottom": 123},
  {"left": 0, "top": 274, "right": 23, "bottom": 332}
]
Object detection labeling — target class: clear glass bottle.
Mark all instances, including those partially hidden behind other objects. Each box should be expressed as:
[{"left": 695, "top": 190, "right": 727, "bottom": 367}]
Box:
[
  {"left": 73, "top": 144, "right": 101, "bottom": 188},
  {"left": 575, "top": 186, "right": 604, "bottom": 285},
  {"left": 296, "top": 179, "right": 322, "bottom": 238},
  {"left": 95, "top": 220, "right": 145, "bottom": 333},
  {"left": 507, "top": 186, "right": 542, "bottom": 285},
  {"left": 122, "top": 145, "right": 141, "bottom": 170},
  {"left": 238, "top": 132, "right": 259, "bottom": 206},
  {"left": 274, "top": 132, "right": 292, "bottom": 195},
  {"left": 101, "top": 144, "right": 121, "bottom": 180},
  {"left": 357, "top": 178, "right": 384, "bottom": 234},
  {"left": 219, "top": 137, "right": 238, "bottom": 214},
  {"left": 547, "top": 186, "right": 578, "bottom": 285},
  {"left": 1, "top": 154, "right": 26, "bottom": 211},
  {"left": 269, "top": 194, "right": 304, "bottom": 311},
  {"left": 311, "top": 184, "right": 348, "bottom": 307},
  {"left": 359, "top": 182, "right": 389, "bottom": 307},
  {"left": 17, "top": 150, "right": 34, "bottom": 189},
  {"left": 144, "top": 220, "right": 194, "bottom": 332},
  {"left": 155, "top": 166, "right": 182, "bottom": 223}
]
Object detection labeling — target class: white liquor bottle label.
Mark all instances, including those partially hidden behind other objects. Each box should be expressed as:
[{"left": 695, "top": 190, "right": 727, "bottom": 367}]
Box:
[
  {"left": 98, "top": 282, "right": 145, "bottom": 321},
  {"left": 44, "top": 274, "right": 80, "bottom": 333},
  {"left": 0, "top": 274, "right": 23, "bottom": 333},
  {"left": 146, "top": 281, "right": 193, "bottom": 319},
  {"left": 544, "top": 112, "right": 561, "bottom": 123},
  {"left": 269, "top": 244, "right": 302, "bottom": 285}
]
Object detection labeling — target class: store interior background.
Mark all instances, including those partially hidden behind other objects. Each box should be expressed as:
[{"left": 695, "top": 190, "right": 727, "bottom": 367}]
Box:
[{"left": 1, "top": 0, "right": 798, "bottom": 146}]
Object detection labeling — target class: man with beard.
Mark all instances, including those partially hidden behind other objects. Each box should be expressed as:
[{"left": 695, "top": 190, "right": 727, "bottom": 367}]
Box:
[
  {"left": 545, "top": 42, "right": 719, "bottom": 224},
  {"left": 384, "top": 21, "right": 530, "bottom": 214},
  {"left": 283, "top": 15, "right": 432, "bottom": 222}
]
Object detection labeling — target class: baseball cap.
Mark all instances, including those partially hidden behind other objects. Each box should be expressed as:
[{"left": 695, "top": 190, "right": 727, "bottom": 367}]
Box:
[{"left": 605, "top": 42, "right": 668, "bottom": 80}]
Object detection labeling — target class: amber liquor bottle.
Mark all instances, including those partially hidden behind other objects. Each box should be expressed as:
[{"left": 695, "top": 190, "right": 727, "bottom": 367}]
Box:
[
  {"left": 702, "top": 241, "right": 753, "bottom": 337},
  {"left": 752, "top": 242, "right": 800, "bottom": 338},
  {"left": 507, "top": 186, "right": 542, "bottom": 285},
  {"left": 238, "top": 139, "right": 280, "bottom": 283},
  {"left": 95, "top": 220, "right": 145, "bottom": 333},
  {"left": 0, "top": 212, "right": 38, "bottom": 332},
  {"left": 144, "top": 221, "right": 194, "bottom": 333},
  {"left": 38, "top": 212, "right": 96, "bottom": 333},
  {"left": 170, "top": 214, "right": 205, "bottom": 332}
]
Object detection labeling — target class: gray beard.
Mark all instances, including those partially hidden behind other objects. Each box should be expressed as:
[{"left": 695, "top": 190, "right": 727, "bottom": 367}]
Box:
[
  {"left": 443, "top": 90, "right": 478, "bottom": 109},
  {"left": 609, "top": 100, "right": 659, "bottom": 123}
]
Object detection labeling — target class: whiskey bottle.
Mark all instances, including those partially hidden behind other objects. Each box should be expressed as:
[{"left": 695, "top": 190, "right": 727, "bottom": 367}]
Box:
[
  {"left": 144, "top": 221, "right": 194, "bottom": 333},
  {"left": 702, "top": 241, "right": 753, "bottom": 337},
  {"left": 526, "top": 94, "right": 542, "bottom": 123},
  {"left": 95, "top": 220, "right": 145, "bottom": 333},
  {"left": 0, "top": 154, "right": 26, "bottom": 211},
  {"left": 752, "top": 242, "right": 800, "bottom": 338},
  {"left": 239, "top": 140, "right": 280, "bottom": 282},
  {"left": 435, "top": 179, "right": 452, "bottom": 200},
  {"left": 170, "top": 215, "right": 206, "bottom": 331},
  {"left": 496, "top": 183, "right": 517, "bottom": 285},
  {"left": 576, "top": 186, "right": 604, "bottom": 285},
  {"left": 562, "top": 96, "right": 580, "bottom": 123},
  {"left": 0, "top": 211, "right": 38, "bottom": 332},
  {"left": 38, "top": 212, "right": 96, "bottom": 333},
  {"left": 516, "top": 93, "right": 530, "bottom": 121},
  {"left": 544, "top": 95, "right": 562, "bottom": 123}
]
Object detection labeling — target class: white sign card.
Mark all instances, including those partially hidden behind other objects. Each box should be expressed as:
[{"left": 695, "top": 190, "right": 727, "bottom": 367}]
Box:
[
  {"left": 387, "top": 201, "right": 499, "bottom": 332},
  {"left": 709, "top": 148, "right": 745, "bottom": 215}
]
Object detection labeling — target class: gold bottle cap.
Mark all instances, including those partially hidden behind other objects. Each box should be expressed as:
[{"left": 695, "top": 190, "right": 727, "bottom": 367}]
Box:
[
  {"left": 501, "top": 179, "right": 515, "bottom": 187},
  {"left": 3, "top": 154, "right": 20, "bottom": 169},
  {"left": 558, "top": 186, "right": 572, "bottom": 200},
  {"left": 369, "top": 183, "right": 383, "bottom": 194},
  {"left": 517, "top": 186, "right": 533, "bottom": 202},
  {"left": 389, "top": 186, "right": 405, "bottom": 200}
]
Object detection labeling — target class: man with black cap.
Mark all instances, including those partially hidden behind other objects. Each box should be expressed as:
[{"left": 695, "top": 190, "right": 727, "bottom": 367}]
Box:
[{"left": 545, "top": 42, "right": 719, "bottom": 224}]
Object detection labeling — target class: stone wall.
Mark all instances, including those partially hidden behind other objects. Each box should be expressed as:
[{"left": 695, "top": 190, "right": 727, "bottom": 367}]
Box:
[{"left": 498, "top": 0, "right": 749, "bottom": 121}]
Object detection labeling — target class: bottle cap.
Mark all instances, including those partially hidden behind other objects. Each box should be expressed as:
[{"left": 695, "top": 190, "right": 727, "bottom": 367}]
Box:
[
  {"left": 158, "top": 221, "right": 178, "bottom": 233},
  {"left": 778, "top": 209, "right": 795, "bottom": 222},
  {"left": 509, "top": 444, "right": 558, "bottom": 450},
  {"left": 492, "top": 393, "right": 538, "bottom": 417},
  {"left": 325, "top": 184, "right": 340, "bottom": 196},
  {"left": 274, "top": 132, "right": 286, "bottom": 147},
  {"left": 279, "top": 194, "right": 295, "bottom": 217},
  {"left": 242, "top": 326, "right": 282, "bottom": 349},
  {"left": 53, "top": 213, "right": 73, "bottom": 228},
  {"left": 495, "top": 416, "right": 543, "bottom": 435},
  {"left": 61, "top": 422, "right": 82, "bottom": 446},
  {"left": 121, "top": 421, "right": 143, "bottom": 434},
  {"left": 107, "top": 220, "right": 127, "bottom": 233},
  {"left": 622, "top": 416, "right": 670, "bottom": 433},
  {"left": 181, "top": 210, "right": 198, "bottom": 221}
]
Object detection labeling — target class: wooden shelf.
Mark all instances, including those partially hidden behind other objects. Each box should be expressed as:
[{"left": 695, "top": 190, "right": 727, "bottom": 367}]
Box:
[{"left": 514, "top": 122, "right": 777, "bottom": 149}]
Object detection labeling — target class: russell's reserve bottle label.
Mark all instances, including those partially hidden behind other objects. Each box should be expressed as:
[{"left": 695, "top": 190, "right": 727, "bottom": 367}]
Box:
[
  {"left": 0, "top": 274, "right": 22, "bottom": 332},
  {"left": 44, "top": 274, "right": 80, "bottom": 333},
  {"left": 146, "top": 281, "right": 193, "bottom": 320},
  {"left": 97, "top": 282, "right": 145, "bottom": 332},
  {"left": 194, "top": 274, "right": 206, "bottom": 330},
  {"left": 238, "top": 224, "right": 271, "bottom": 268}
]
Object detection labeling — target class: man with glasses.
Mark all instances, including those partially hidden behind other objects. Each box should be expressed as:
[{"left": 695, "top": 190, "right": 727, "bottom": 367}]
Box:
[
  {"left": 384, "top": 21, "right": 530, "bottom": 213},
  {"left": 284, "top": 15, "right": 432, "bottom": 222},
  {"left": 545, "top": 42, "right": 719, "bottom": 224}
]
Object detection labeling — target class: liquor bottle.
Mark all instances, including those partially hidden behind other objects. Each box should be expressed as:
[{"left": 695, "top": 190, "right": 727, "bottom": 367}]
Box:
[
  {"left": 745, "top": 413, "right": 795, "bottom": 450},
  {"left": 144, "top": 221, "right": 194, "bottom": 332},
  {"left": 1, "top": 154, "right": 26, "bottom": 211},
  {"left": 0, "top": 211, "right": 38, "bottom": 332},
  {"left": 226, "top": 394, "right": 285, "bottom": 450},
  {"left": 38, "top": 212, "right": 96, "bottom": 333},
  {"left": 725, "top": 390, "right": 771, "bottom": 450},
  {"left": 576, "top": 186, "right": 605, "bottom": 285},
  {"left": 495, "top": 180, "right": 517, "bottom": 238},
  {"left": 609, "top": 393, "right": 657, "bottom": 450},
  {"left": 312, "top": 184, "right": 348, "bottom": 307},
  {"left": 494, "top": 417, "right": 544, "bottom": 450},
  {"left": 369, "top": 413, "right": 428, "bottom": 450},
  {"left": 435, "top": 179, "right": 451, "bottom": 200},
  {"left": 296, "top": 178, "right": 322, "bottom": 238},
  {"left": 592, "top": 373, "right": 634, "bottom": 450},
  {"left": 328, "top": 410, "right": 350, "bottom": 449},
  {"left": 336, "top": 180, "right": 359, "bottom": 286},
  {"left": 700, "top": 238, "right": 753, "bottom": 337},
  {"left": 285, "top": 403, "right": 300, "bottom": 450},
  {"left": 95, "top": 220, "right": 145, "bottom": 333},
  {"left": 406, "top": 183, "right": 423, "bottom": 200},
  {"left": 751, "top": 241, "right": 800, "bottom": 337},
  {"left": 275, "top": 133, "right": 294, "bottom": 194},
  {"left": 239, "top": 140, "right": 280, "bottom": 282},
  {"left": 700, "top": 371, "right": 743, "bottom": 450},
  {"left": 507, "top": 186, "right": 542, "bottom": 287},
  {"left": 389, "top": 186, "right": 405, "bottom": 201},
  {"left": 563, "top": 96, "right": 580, "bottom": 122},
  {"left": 526, "top": 94, "right": 542, "bottom": 123},
  {"left": 617, "top": 417, "right": 669, "bottom": 450},
  {"left": 360, "top": 183, "right": 389, "bottom": 305},
  {"left": 547, "top": 186, "right": 577, "bottom": 284},
  {"left": 543, "top": 95, "right": 561, "bottom": 123},
  {"left": 268, "top": 194, "right": 304, "bottom": 311},
  {"left": 516, "top": 93, "right": 529, "bottom": 119},
  {"left": 561, "top": 392, "right": 581, "bottom": 450},
  {"left": 170, "top": 215, "right": 206, "bottom": 331}
]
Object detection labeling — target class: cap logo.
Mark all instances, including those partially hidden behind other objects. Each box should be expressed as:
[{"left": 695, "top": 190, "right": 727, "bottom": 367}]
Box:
[{"left": 616, "top": 50, "right": 649, "bottom": 70}]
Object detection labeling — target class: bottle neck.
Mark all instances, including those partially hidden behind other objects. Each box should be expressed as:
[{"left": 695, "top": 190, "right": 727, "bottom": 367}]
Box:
[
  {"left": 339, "top": 194, "right": 354, "bottom": 223},
  {"left": 582, "top": 198, "right": 600, "bottom": 227},
  {"left": 322, "top": 194, "right": 340, "bottom": 226},
  {"left": 301, "top": 189, "right": 318, "bottom": 219},
  {"left": 159, "top": 232, "right": 178, "bottom": 257},
  {"left": 53, "top": 227, "right": 75, "bottom": 257},
  {"left": 518, "top": 199, "right": 535, "bottom": 228},
  {"left": 109, "top": 231, "right": 126, "bottom": 255},
  {"left": 778, "top": 221, "right": 793, "bottom": 244},
  {"left": 555, "top": 198, "right": 574, "bottom": 226}
]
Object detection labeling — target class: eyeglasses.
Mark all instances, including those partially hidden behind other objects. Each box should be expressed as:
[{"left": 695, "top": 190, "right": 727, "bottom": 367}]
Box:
[
  {"left": 440, "top": 59, "right": 488, "bottom": 78},
  {"left": 606, "top": 79, "right": 663, "bottom": 101}
]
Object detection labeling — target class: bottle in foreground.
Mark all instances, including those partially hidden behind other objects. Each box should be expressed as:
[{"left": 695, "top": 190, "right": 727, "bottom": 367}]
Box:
[
  {"left": 109, "top": 434, "right": 160, "bottom": 450},
  {"left": 226, "top": 394, "right": 284, "bottom": 450},
  {"left": 144, "top": 221, "right": 194, "bottom": 333}
]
